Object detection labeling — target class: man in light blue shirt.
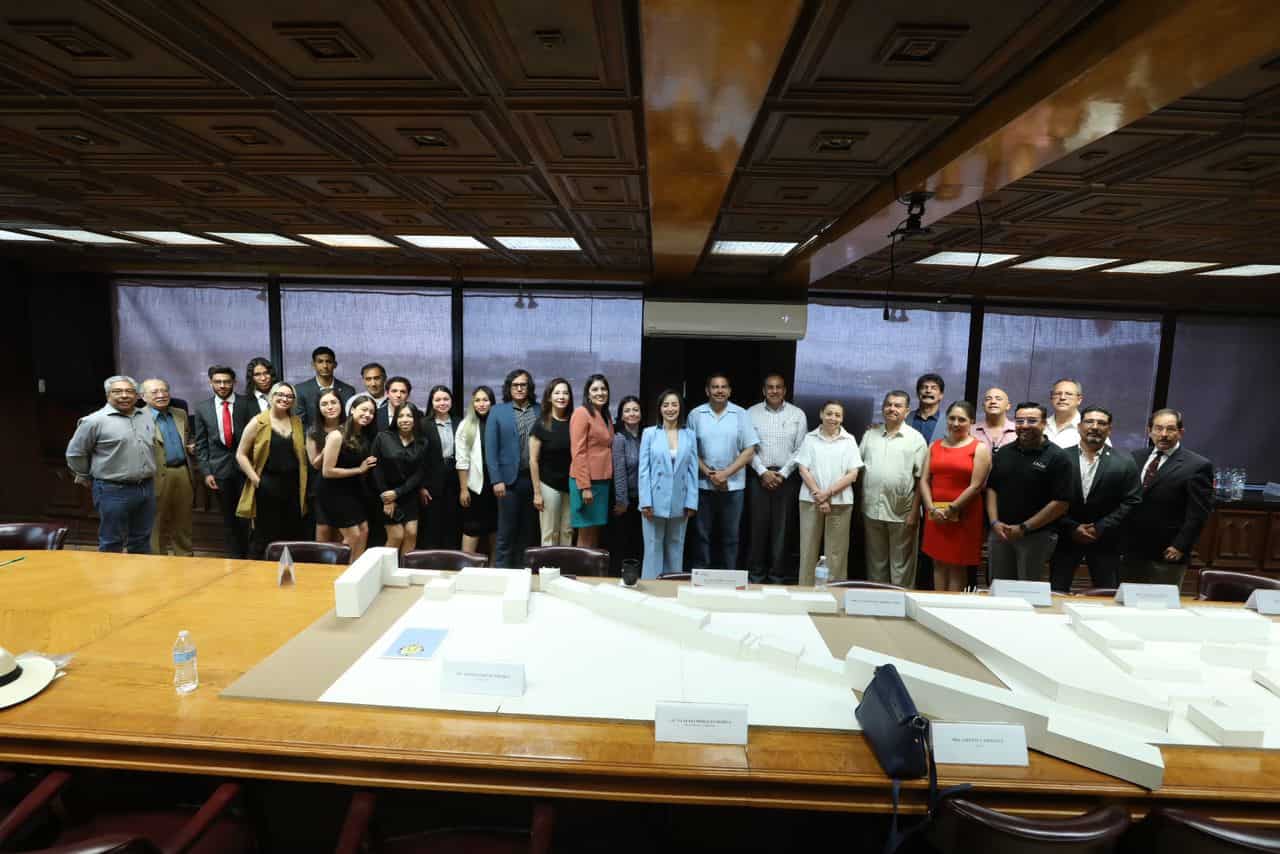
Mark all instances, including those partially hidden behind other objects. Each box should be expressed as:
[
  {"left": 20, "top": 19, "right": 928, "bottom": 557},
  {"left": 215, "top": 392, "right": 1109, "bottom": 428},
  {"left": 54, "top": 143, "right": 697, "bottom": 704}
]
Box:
[{"left": 687, "top": 373, "right": 759, "bottom": 570}]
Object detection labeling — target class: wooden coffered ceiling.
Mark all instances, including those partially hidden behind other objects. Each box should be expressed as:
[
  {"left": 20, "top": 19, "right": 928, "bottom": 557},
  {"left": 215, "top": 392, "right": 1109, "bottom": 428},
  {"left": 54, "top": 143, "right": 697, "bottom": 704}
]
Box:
[{"left": 0, "top": 1, "right": 1278, "bottom": 306}]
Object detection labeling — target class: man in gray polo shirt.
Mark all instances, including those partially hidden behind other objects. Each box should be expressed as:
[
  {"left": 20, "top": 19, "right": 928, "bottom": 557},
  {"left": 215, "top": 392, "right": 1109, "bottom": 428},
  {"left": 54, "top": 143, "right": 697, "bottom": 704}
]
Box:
[
  {"left": 65, "top": 375, "right": 157, "bottom": 553},
  {"left": 860, "top": 390, "right": 927, "bottom": 587}
]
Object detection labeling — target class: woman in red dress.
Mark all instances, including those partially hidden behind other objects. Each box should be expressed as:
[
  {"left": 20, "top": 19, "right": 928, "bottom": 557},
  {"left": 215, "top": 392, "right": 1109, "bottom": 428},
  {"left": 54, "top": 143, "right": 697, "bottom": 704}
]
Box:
[{"left": 920, "top": 401, "right": 992, "bottom": 591}]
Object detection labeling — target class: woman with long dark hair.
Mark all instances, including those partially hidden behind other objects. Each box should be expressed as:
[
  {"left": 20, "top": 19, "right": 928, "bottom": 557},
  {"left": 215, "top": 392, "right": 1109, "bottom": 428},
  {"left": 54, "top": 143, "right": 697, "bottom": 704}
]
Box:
[
  {"left": 235, "top": 382, "right": 308, "bottom": 559},
  {"left": 530, "top": 377, "right": 574, "bottom": 545},
  {"left": 372, "top": 402, "right": 427, "bottom": 557},
  {"left": 921, "top": 400, "right": 991, "bottom": 591},
  {"left": 420, "top": 384, "right": 462, "bottom": 550},
  {"left": 306, "top": 389, "right": 345, "bottom": 545},
  {"left": 609, "top": 394, "right": 644, "bottom": 571},
  {"left": 638, "top": 389, "right": 698, "bottom": 578},
  {"left": 320, "top": 393, "right": 378, "bottom": 562},
  {"left": 456, "top": 385, "right": 498, "bottom": 559},
  {"left": 569, "top": 373, "right": 614, "bottom": 549}
]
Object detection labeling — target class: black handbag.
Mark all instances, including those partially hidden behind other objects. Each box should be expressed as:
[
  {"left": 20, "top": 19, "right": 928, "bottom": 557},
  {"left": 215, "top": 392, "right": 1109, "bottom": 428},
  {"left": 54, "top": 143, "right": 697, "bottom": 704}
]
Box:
[{"left": 855, "top": 662, "right": 969, "bottom": 853}]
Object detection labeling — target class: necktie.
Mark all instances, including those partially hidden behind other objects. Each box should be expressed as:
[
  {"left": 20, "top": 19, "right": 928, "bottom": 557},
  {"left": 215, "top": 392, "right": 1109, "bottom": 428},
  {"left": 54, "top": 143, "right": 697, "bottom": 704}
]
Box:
[
  {"left": 1142, "top": 451, "right": 1162, "bottom": 490},
  {"left": 221, "top": 399, "right": 233, "bottom": 448}
]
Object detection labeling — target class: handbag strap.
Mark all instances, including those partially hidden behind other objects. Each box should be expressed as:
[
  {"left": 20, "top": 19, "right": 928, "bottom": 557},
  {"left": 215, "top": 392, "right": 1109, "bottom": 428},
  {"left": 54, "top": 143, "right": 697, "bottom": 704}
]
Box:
[{"left": 882, "top": 720, "right": 972, "bottom": 854}]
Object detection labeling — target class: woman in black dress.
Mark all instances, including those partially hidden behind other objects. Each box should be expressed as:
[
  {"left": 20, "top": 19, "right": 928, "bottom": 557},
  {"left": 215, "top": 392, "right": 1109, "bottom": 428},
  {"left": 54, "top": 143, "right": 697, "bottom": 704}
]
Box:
[
  {"left": 321, "top": 393, "right": 378, "bottom": 562},
  {"left": 372, "top": 402, "right": 427, "bottom": 558},
  {"left": 307, "top": 389, "right": 345, "bottom": 545},
  {"left": 456, "top": 385, "right": 497, "bottom": 560},
  {"left": 530, "top": 377, "right": 574, "bottom": 545},
  {"left": 235, "top": 382, "right": 308, "bottom": 559}
]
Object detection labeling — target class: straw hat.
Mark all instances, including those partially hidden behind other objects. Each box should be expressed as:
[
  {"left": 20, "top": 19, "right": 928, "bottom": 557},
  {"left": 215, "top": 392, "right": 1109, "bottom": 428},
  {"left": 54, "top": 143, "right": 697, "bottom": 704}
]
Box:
[{"left": 0, "top": 648, "right": 56, "bottom": 709}]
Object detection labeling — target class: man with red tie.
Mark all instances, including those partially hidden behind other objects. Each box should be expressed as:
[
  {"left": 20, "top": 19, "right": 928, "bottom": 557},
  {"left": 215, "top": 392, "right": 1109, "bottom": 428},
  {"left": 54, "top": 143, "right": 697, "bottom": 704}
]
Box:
[
  {"left": 193, "top": 365, "right": 255, "bottom": 559},
  {"left": 1121, "top": 408, "right": 1214, "bottom": 589}
]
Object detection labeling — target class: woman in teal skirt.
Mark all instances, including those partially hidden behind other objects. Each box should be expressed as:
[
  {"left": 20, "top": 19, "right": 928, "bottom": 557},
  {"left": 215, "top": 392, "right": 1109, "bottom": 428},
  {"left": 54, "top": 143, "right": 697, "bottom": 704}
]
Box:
[{"left": 569, "top": 373, "right": 615, "bottom": 548}]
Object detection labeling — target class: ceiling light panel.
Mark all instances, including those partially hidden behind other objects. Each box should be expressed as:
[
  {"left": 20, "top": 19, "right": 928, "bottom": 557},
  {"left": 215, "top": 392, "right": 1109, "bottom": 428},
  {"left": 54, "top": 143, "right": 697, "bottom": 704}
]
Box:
[
  {"left": 298, "top": 233, "right": 395, "bottom": 248},
  {"left": 121, "top": 231, "right": 220, "bottom": 246},
  {"left": 916, "top": 251, "right": 1020, "bottom": 267},
  {"left": 710, "top": 240, "right": 799, "bottom": 256},
  {"left": 207, "top": 232, "right": 306, "bottom": 247},
  {"left": 396, "top": 235, "right": 487, "bottom": 250},
  {"left": 1012, "top": 256, "right": 1120, "bottom": 271},
  {"left": 1196, "top": 264, "right": 1280, "bottom": 277},
  {"left": 26, "top": 228, "right": 136, "bottom": 244},
  {"left": 1102, "top": 260, "right": 1217, "bottom": 274},
  {"left": 494, "top": 236, "right": 581, "bottom": 251},
  {"left": 0, "top": 229, "right": 51, "bottom": 241}
]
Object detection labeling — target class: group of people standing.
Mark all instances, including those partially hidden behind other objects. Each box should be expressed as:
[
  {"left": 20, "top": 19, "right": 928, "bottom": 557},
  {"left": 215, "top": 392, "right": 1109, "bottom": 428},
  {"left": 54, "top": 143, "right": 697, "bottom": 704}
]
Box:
[{"left": 67, "top": 355, "right": 1213, "bottom": 593}]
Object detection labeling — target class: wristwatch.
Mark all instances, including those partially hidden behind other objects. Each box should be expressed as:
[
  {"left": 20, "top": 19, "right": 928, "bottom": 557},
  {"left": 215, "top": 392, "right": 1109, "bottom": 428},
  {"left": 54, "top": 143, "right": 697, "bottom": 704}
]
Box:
[{"left": 1018, "top": 522, "right": 1030, "bottom": 535}]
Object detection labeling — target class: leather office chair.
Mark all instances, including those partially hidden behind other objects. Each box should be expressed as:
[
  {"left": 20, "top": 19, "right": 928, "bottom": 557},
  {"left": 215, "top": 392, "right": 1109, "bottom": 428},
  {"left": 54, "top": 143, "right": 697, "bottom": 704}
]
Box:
[
  {"left": 401, "top": 549, "right": 487, "bottom": 570},
  {"left": 1074, "top": 588, "right": 1118, "bottom": 598},
  {"left": 1123, "top": 806, "right": 1280, "bottom": 852},
  {"left": 656, "top": 572, "right": 691, "bottom": 581},
  {"left": 264, "top": 541, "right": 351, "bottom": 565},
  {"left": 523, "top": 546, "right": 609, "bottom": 577},
  {"left": 828, "top": 580, "right": 906, "bottom": 591},
  {"left": 334, "top": 791, "right": 553, "bottom": 854},
  {"left": 0, "top": 521, "right": 69, "bottom": 550},
  {"left": 928, "top": 799, "right": 1129, "bottom": 853},
  {"left": 1197, "top": 569, "right": 1280, "bottom": 602}
]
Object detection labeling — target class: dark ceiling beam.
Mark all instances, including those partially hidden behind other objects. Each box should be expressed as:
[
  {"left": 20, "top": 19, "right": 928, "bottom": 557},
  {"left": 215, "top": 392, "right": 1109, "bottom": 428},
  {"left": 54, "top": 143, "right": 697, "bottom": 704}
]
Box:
[
  {"left": 778, "top": 0, "right": 1280, "bottom": 287},
  {"left": 641, "top": 0, "right": 803, "bottom": 283}
]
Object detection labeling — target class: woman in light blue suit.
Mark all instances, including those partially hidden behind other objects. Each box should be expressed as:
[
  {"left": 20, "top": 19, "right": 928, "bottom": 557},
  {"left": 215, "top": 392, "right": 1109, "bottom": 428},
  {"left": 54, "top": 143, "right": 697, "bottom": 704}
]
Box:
[{"left": 638, "top": 389, "right": 699, "bottom": 579}]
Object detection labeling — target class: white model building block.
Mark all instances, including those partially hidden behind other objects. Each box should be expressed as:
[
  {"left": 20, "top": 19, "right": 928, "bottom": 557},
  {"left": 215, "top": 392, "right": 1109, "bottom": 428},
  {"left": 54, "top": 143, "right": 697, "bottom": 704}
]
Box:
[
  {"left": 334, "top": 553, "right": 384, "bottom": 618},
  {"left": 1074, "top": 619, "right": 1144, "bottom": 651},
  {"left": 542, "top": 576, "right": 594, "bottom": 607},
  {"left": 538, "top": 567, "right": 561, "bottom": 586},
  {"left": 761, "top": 586, "right": 789, "bottom": 598},
  {"left": 845, "top": 646, "right": 1164, "bottom": 790},
  {"left": 789, "top": 592, "right": 839, "bottom": 614},
  {"left": 1187, "top": 703, "right": 1267, "bottom": 748},
  {"left": 455, "top": 566, "right": 514, "bottom": 593},
  {"left": 403, "top": 569, "right": 443, "bottom": 585},
  {"left": 1186, "top": 608, "right": 1273, "bottom": 644},
  {"left": 677, "top": 585, "right": 741, "bottom": 610},
  {"left": 1100, "top": 646, "right": 1201, "bottom": 682},
  {"left": 905, "top": 592, "right": 1032, "bottom": 620},
  {"left": 639, "top": 597, "right": 710, "bottom": 637},
  {"left": 797, "top": 655, "right": 847, "bottom": 687},
  {"left": 1253, "top": 668, "right": 1280, "bottom": 698},
  {"left": 423, "top": 576, "right": 456, "bottom": 601},
  {"left": 750, "top": 634, "right": 805, "bottom": 671},
  {"left": 691, "top": 623, "right": 754, "bottom": 658},
  {"left": 500, "top": 570, "right": 532, "bottom": 623},
  {"left": 356, "top": 548, "right": 404, "bottom": 587},
  {"left": 1201, "top": 643, "right": 1271, "bottom": 669},
  {"left": 1061, "top": 601, "right": 1112, "bottom": 622},
  {"left": 587, "top": 583, "right": 648, "bottom": 621}
]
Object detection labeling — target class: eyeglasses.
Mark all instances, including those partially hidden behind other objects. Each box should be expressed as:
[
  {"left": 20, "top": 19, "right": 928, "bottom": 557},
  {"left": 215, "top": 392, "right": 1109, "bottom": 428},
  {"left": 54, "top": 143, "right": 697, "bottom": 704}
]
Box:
[
  {"left": 1013, "top": 418, "right": 1041, "bottom": 425},
  {"left": 272, "top": 393, "right": 295, "bottom": 401},
  {"left": 1051, "top": 391, "right": 1078, "bottom": 399},
  {"left": 1081, "top": 418, "right": 1110, "bottom": 426},
  {"left": 1151, "top": 425, "right": 1180, "bottom": 435},
  {"left": 510, "top": 382, "right": 528, "bottom": 388},
  {"left": 108, "top": 389, "right": 136, "bottom": 396}
]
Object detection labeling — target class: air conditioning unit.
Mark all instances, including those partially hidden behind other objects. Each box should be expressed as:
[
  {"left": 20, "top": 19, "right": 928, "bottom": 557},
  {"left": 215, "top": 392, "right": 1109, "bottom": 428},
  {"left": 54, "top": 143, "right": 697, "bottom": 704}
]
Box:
[{"left": 643, "top": 300, "right": 807, "bottom": 340}]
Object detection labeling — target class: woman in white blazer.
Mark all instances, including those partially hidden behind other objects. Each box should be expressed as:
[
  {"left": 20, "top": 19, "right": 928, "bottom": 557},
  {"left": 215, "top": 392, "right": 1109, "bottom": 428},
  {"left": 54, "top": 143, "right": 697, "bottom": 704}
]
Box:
[
  {"left": 455, "top": 385, "right": 497, "bottom": 558},
  {"left": 638, "top": 389, "right": 699, "bottom": 579}
]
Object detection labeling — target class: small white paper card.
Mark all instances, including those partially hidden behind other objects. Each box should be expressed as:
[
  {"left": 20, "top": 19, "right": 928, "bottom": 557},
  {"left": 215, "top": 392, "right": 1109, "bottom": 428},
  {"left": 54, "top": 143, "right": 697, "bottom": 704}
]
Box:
[
  {"left": 932, "top": 722, "right": 1029, "bottom": 766},
  {"left": 441, "top": 659, "right": 526, "bottom": 697},
  {"left": 277, "top": 546, "right": 295, "bottom": 586},
  {"left": 989, "top": 579, "right": 1052, "bottom": 607},
  {"left": 1116, "top": 583, "right": 1180, "bottom": 609},
  {"left": 1245, "top": 590, "right": 1280, "bottom": 615},
  {"left": 655, "top": 701, "right": 748, "bottom": 745},
  {"left": 844, "top": 589, "right": 907, "bottom": 617},
  {"left": 692, "top": 569, "right": 749, "bottom": 589}
]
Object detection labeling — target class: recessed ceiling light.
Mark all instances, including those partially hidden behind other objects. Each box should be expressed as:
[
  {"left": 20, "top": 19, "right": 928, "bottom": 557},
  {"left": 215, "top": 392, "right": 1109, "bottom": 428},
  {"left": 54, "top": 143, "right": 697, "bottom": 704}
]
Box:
[
  {"left": 0, "top": 229, "right": 51, "bottom": 242},
  {"left": 710, "top": 240, "right": 799, "bottom": 256},
  {"left": 916, "top": 251, "right": 1020, "bottom": 267},
  {"left": 1011, "top": 256, "right": 1121, "bottom": 271},
  {"left": 1196, "top": 264, "right": 1280, "bottom": 277},
  {"left": 121, "top": 230, "right": 221, "bottom": 246},
  {"left": 396, "top": 234, "right": 487, "bottom": 250},
  {"left": 206, "top": 232, "right": 305, "bottom": 247},
  {"left": 298, "top": 233, "right": 395, "bottom": 248},
  {"left": 26, "top": 228, "right": 136, "bottom": 244},
  {"left": 1102, "top": 260, "right": 1217, "bottom": 274},
  {"left": 494, "top": 236, "right": 581, "bottom": 251}
]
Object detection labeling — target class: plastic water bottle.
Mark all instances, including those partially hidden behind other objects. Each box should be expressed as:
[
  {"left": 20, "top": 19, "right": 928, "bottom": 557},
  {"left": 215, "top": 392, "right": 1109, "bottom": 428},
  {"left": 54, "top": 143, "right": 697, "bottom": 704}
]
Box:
[
  {"left": 172, "top": 630, "right": 198, "bottom": 694},
  {"left": 814, "top": 555, "right": 830, "bottom": 590}
]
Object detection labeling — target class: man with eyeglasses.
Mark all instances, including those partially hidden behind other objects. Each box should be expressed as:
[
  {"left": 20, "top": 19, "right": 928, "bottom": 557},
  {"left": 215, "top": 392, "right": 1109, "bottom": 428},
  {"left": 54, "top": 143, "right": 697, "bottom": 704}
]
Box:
[
  {"left": 140, "top": 377, "right": 195, "bottom": 557},
  {"left": 1044, "top": 378, "right": 1099, "bottom": 449},
  {"left": 1048, "top": 406, "right": 1141, "bottom": 592},
  {"left": 486, "top": 368, "right": 541, "bottom": 568},
  {"left": 65, "top": 375, "right": 157, "bottom": 553},
  {"left": 985, "top": 402, "right": 1072, "bottom": 582},
  {"left": 1120, "top": 408, "right": 1213, "bottom": 589},
  {"left": 193, "top": 365, "right": 255, "bottom": 559}
]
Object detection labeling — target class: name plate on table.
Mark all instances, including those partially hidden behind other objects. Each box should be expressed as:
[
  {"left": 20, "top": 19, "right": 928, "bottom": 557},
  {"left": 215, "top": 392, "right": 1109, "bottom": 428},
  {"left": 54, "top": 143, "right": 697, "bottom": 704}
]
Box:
[
  {"left": 441, "top": 659, "right": 525, "bottom": 697},
  {"left": 654, "top": 701, "right": 748, "bottom": 745},
  {"left": 692, "top": 569, "right": 749, "bottom": 589},
  {"left": 932, "top": 723, "right": 1029, "bottom": 766},
  {"left": 844, "top": 589, "right": 906, "bottom": 617},
  {"left": 989, "top": 579, "right": 1052, "bottom": 607},
  {"left": 1116, "top": 583, "right": 1180, "bottom": 610},
  {"left": 1245, "top": 590, "right": 1280, "bottom": 615}
]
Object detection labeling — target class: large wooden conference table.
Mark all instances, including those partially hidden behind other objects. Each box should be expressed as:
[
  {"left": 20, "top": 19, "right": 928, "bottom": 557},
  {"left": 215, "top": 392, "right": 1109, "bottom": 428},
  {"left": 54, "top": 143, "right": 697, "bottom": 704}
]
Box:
[{"left": 1, "top": 551, "right": 1277, "bottom": 824}]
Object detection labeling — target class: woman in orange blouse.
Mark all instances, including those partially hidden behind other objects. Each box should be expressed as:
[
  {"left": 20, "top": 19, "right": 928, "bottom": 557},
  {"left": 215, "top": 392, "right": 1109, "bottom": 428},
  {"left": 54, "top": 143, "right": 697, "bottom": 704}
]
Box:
[{"left": 569, "top": 373, "right": 615, "bottom": 547}]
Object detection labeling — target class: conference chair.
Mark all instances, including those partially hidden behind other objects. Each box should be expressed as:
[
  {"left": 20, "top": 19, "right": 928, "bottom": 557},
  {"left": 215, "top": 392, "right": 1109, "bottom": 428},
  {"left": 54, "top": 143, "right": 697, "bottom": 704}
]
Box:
[
  {"left": 264, "top": 541, "right": 351, "bottom": 565},
  {"left": 1197, "top": 569, "right": 1280, "bottom": 602},
  {"left": 523, "top": 546, "right": 609, "bottom": 577},
  {"left": 828, "top": 580, "right": 907, "bottom": 591},
  {"left": 927, "top": 798, "right": 1129, "bottom": 853},
  {"left": 0, "top": 771, "right": 255, "bottom": 854},
  {"left": 401, "top": 549, "right": 488, "bottom": 570},
  {"left": 0, "top": 521, "right": 69, "bottom": 550},
  {"left": 656, "top": 572, "right": 691, "bottom": 581},
  {"left": 334, "top": 791, "right": 553, "bottom": 854},
  {"left": 1123, "top": 806, "right": 1280, "bottom": 852}
]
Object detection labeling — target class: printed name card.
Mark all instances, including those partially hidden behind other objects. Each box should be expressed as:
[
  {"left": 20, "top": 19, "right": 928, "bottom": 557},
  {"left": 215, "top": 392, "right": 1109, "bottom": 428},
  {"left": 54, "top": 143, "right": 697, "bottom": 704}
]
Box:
[
  {"left": 931, "top": 723, "right": 1029, "bottom": 766},
  {"left": 989, "top": 579, "right": 1052, "bottom": 607},
  {"left": 1245, "top": 589, "right": 1280, "bottom": 616},
  {"left": 692, "top": 569, "right": 749, "bottom": 589},
  {"left": 1115, "top": 583, "right": 1181, "bottom": 610},
  {"left": 441, "top": 659, "right": 526, "bottom": 697},
  {"left": 844, "top": 589, "right": 907, "bottom": 618},
  {"left": 654, "top": 701, "right": 748, "bottom": 745}
]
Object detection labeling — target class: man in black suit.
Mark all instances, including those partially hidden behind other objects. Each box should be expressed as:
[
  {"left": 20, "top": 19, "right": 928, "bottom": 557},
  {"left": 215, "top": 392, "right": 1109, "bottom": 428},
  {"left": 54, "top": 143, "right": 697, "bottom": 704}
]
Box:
[
  {"left": 293, "top": 346, "right": 355, "bottom": 430},
  {"left": 1122, "top": 408, "right": 1214, "bottom": 588},
  {"left": 192, "top": 365, "right": 255, "bottom": 559},
  {"left": 354, "top": 362, "right": 393, "bottom": 431},
  {"left": 417, "top": 382, "right": 462, "bottom": 550},
  {"left": 1049, "top": 406, "right": 1141, "bottom": 592}
]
